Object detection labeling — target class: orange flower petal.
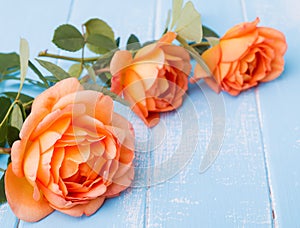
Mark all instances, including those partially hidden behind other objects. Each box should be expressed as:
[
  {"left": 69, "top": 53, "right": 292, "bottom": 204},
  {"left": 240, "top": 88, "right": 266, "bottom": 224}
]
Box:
[
  {"left": 105, "top": 166, "right": 134, "bottom": 197},
  {"left": 11, "top": 140, "right": 25, "bottom": 177},
  {"left": 37, "top": 180, "right": 70, "bottom": 208},
  {"left": 110, "top": 50, "right": 133, "bottom": 75},
  {"left": 60, "top": 159, "right": 79, "bottom": 179},
  {"left": 158, "top": 31, "right": 177, "bottom": 44},
  {"left": 54, "top": 197, "right": 105, "bottom": 217},
  {"left": 132, "top": 49, "right": 165, "bottom": 90},
  {"left": 134, "top": 43, "right": 157, "bottom": 60},
  {"left": 51, "top": 147, "right": 65, "bottom": 183},
  {"left": 23, "top": 140, "right": 40, "bottom": 183},
  {"left": 204, "top": 77, "right": 221, "bottom": 94},
  {"left": 5, "top": 164, "right": 54, "bottom": 222},
  {"left": 65, "top": 145, "right": 90, "bottom": 163},
  {"left": 37, "top": 147, "right": 54, "bottom": 186},
  {"left": 123, "top": 69, "right": 147, "bottom": 106},
  {"left": 161, "top": 45, "right": 191, "bottom": 75},
  {"left": 202, "top": 44, "right": 222, "bottom": 76},
  {"left": 258, "top": 27, "right": 287, "bottom": 54},
  {"left": 111, "top": 113, "right": 135, "bottom": 151},
  {"left": 144, "top": 112, "right": 160, "bottom": 127},
  {"left": 220, "top": 31, "right": 258, "bottom": 62},
  {"left": 222, "top": 17, "right": 260, "bottom": 40},
  {"left": 95, "top": 94, "right": 113, "bottom": 125},
  {"left": 32, "top": 78, "right": 82, "bottom": 113}
]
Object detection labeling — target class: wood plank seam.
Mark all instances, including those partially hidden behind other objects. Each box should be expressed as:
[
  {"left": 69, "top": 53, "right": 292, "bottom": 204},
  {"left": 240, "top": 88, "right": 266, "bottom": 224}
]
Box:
[
  {"left": 145, "top": 1, "right": 160, "bottom": 228},
  {"left": 144, "top": 0, "right": 162, "bottom": 227},
  {"left": 255, "top": 88, "right": 276, "bottom": 228},
  {"left": 241, "top": 0, "right": 276, "bottom": 226}
]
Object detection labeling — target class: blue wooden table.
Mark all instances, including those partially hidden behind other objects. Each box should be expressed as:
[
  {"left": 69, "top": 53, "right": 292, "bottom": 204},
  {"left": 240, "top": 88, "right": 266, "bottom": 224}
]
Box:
[{"left": 0, "top": 0, "right": 299, "bottom": 227}]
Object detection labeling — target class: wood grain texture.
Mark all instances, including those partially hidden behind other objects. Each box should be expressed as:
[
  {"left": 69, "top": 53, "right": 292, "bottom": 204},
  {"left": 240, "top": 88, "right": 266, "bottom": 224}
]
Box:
[
  {"left": 0, "top": 0, "right": 298, "bottom": 227},
  {"left": 145, "top": 1, "right": 273, "bottom": 227},
  {"left": 245, "top": 0, "right": 300, "bottom": 226}
]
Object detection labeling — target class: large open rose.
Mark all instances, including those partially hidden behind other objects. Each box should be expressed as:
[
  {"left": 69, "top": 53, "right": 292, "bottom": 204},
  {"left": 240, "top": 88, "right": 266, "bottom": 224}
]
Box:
[
  {"left": 5, "top": 78, "right": 135, "bottom": 222},
  {"left": 110, "top": 32, "right": 191, "bottom": 127},
  {"left": 191, "top": 18, "right": 287, "bottom": 95}
]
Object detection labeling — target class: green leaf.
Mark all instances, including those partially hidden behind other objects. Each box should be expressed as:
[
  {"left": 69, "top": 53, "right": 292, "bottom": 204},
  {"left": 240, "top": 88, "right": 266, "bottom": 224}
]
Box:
[
  {"left": 44, "top": 76, "right": 59, "bottom": 83},
  {"left": 0, "top": 174, "right": 7, "bottom": 204},
  {"left": 97, "top": 72, "right": 112, "bottom": 87},
  {"left": 84, "top": 18, "right": 114, "bottom": 41},
  {"left": 164, "top": 9, "right": 172, "bottom": 32},
  {"left": 86, "top": 34, "right": 117, "bottom": 54},
  {"left": 203, "top": 25, "right": 219, "bottom": 38},
  {"left": 0, "top": 52, "right": 20, "bottom": 76},
  {"left": 126, "top": 34, "right": 141, "bottom": 51},
  {"left": 68, "top": 63, "right": 82, "bottom": 78},
  {"left": 206, "top": 37, "right": 220, "bottom": 47},
  {"left": 10, "top": 105, "right": 23, "bottom": 131},
  {"left": 115, "top": 37, "right": 120, "bottom": 47},
  {"left": 36, "top": 59, "right": 70, "bottom": 80},
  {"left": 1, "top": 76, "right": 44, "bottom": 87},
  {"left": 86, "top": 66, "right": 97, "bottom": 83},
  {"left": 52, "top": 24, "right": 84, "bottom": 52},
  {"left": 28, "top": 60, "right": 49, "bottom": 88},
  {"left": 175, "top": 1, "right": 202, "bottom": 43},
  {"left": 84, "top": 18, "right": 115, "bottom": 54},
  {"left": 0, "top": 97, "right": 11, "bottom": 145},
  {"left": 7, "top": 126, "right": 20, "bottom": 147},
  {"left": 19, "top": 38, "right": 29, "bottom": 89},
  {"left": 3, "top": 92, "right": 33, "bottom": 104},
  {"left": 171, "top": 0, "right": 183, "bottom": 29}
]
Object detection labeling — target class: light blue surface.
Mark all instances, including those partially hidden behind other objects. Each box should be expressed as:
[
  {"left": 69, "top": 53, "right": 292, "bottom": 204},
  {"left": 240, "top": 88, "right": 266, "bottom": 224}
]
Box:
[{"left": 0, "top": 0, "right": 299, "bottom": 227}]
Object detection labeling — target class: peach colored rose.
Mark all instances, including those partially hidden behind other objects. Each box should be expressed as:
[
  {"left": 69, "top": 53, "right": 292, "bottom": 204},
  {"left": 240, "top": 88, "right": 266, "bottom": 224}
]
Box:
[
  {"left": 190, "top": 18, "right": 287, "bottom": 96},
  {"left": 110, "top": 32, "right": 191, "bottom": 127},
  {"left": 5, "top": 78, "right": 135, "bottom": 222}
]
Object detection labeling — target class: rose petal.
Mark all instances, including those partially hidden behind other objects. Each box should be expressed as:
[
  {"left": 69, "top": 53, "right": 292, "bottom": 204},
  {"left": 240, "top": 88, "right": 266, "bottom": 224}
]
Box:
[
  {"left": 158, "top": 31, "right": 177, "bottom": 44},
  {"left": 204, "top": 77, "right": 221, "bottom": 94},
  {"left": 54, "top": 197, "right": 105, "bottom": 217},
  {"left": 23, "top": 140, "right": 40, "bottom": 183},
  {"left": 60, "top": 159, "right": 79, "bottom": 179},
  {"left": 51, "top": 147, "right": 65, "bottom": 183},
  {"left": 110, "top": 50, "right": 133, "bottom": 75},
  {"left": 65, "top": 145, "right": 90, "bottom": 163},
  {"left": 37, "top": 180, "right": 71, "bottom": 208},
  {"left": 220, "top": 31, "right": 258, "bottom": 62},
  {"left": 39, "top": 131, "right": 62, "bottom": 152},
  {"left": 5, "top": 164, "right": 54, "bottom": 222},
  {"left": 222, "top": 17, "right": 260, "bottom": 40},
  {"left": 104, "top": 166, "right": 134, "bottom": 197},
  {"left": 31, "top": 105, "right": 82, "bottom": 140},
  {"left": 37, "top": 147, "right": 54, "bottom": 186},
  {"left": 95, "top": 94, "right": 113, "bottom": 125},
  {"left": 132, "top": 49, "right": 165, "bottom": 90},
  {"left": 123, "top": 69, "right": 147, "bottom": 106}
]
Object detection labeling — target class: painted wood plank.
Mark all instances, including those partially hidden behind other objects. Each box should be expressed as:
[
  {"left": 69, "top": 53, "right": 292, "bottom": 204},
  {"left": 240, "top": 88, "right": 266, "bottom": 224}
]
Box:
[
  {"left": 0, "top": 1, "right": 73, "bottom": 227},
  {"left": 1, "top": 0, "right": 297, "bottom": 228},
  {"left": 146, "top": 0, "right": 273, "bottom": 227},
  {"left": 13, "top": 0, "right": 157, "bottom": 227},
  {"left": 244, "top": 0, "right": 300, "bottom": 227}
]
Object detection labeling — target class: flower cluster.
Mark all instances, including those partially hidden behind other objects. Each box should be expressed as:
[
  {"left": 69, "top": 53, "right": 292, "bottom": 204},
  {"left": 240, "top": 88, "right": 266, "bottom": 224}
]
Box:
[{"left": 0, "top": 0, "right": 287, "bottom": 223}]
